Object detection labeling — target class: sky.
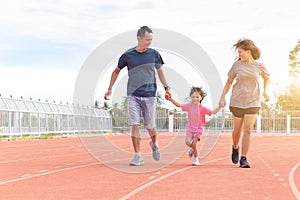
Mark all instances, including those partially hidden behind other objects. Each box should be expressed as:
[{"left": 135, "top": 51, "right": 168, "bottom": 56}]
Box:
[{"left": 0, "top": 0, "right": 299, "bottom": 108}]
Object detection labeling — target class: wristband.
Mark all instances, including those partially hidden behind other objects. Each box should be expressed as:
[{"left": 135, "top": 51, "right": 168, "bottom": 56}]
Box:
[{"left": 164, "top": 86, "right": 171, "bottom": 91}]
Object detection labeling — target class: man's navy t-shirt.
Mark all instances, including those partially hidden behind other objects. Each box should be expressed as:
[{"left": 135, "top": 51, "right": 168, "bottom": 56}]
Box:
[{"left": 118, "top": 47, "right": 164, "bottom": 97}]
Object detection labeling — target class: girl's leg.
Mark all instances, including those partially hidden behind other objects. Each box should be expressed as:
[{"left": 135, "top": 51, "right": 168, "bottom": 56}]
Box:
[
  {"left": 185, "top": 136, "right": 194, "bottom": 158},
  {"left": 191, "top": 138, "right": 199, "bottom": 165},
  {"left": 185, "top": 136, "right": 193, "bottom": 147},
  {"left": 191, "top": 138, "right": 198, "bottom": 158}
]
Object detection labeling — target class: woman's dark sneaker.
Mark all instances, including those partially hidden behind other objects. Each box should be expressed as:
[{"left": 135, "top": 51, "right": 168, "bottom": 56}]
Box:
[
  {"left": 239, "top": 156, "right": 250, "bottom": 168},
  {"left": 231, "top": 146, "right": 239, "bottom": 164}
]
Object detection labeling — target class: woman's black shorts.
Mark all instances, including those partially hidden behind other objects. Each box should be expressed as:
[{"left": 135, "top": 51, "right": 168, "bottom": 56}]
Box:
[{"left": 229, "top": 106, "right": 260, "bottom": 118}]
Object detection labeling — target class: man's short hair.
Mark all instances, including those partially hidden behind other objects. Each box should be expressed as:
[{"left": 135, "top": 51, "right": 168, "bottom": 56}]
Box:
[{"left": 137, "top": 26, "right": 152, "bottom": 38}]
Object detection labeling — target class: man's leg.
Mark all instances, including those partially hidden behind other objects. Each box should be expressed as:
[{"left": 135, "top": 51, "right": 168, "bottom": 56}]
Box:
[
  {"left": 129, "top": 125, "right": 144, "bottom": 166},
  {"left": 148, "top": 128, "right": 160, "bottom": 161},
  {"left": 131, "top": 124, "right": 141, "bottom": 153},
  {"left": 147, "top": 128, "right": 157, "bottom": 143},
  {"left": 128, "top": 96, "right": 144, "bottom": 166}
]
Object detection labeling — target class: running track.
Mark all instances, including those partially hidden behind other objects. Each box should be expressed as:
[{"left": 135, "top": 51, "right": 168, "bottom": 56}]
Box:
[{"left": 0, "top": 133, "right": 299, "bottom": 200}]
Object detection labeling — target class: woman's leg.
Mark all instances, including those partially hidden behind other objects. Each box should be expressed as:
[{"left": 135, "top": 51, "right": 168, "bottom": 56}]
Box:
[
  {"left": 231, "top": 116, "right": 243, "bottom": 164},
  {"left": 241, "top": 114, "right": 257, "bottom": 156},
  {"left": 232, "top": 116, "right": 244, "bottom": 148}
]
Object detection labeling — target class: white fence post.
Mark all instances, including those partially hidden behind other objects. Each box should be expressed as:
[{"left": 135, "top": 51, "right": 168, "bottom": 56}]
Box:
[
  {"left": 256, "top": 114, "right": 261, "bottom": 133},
  {"left": 287, "top": 115, "right": 290, "bottom": 133},
  {"left": 168, "top": 111, "right": 174, "bottom": 133}
]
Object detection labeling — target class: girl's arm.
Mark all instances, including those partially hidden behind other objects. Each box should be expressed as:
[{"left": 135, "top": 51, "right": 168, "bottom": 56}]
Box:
[
  {"left": 169, "top": 98, "right": 182, "bottom": 108},
  {"left": 211, "top": 106, "right": 222, "bottom": 114}
]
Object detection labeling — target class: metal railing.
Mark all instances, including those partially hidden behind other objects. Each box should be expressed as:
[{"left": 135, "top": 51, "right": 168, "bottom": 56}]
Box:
[
  {"left": 2, "top": 96, "right": 300, "bottom": 138},
  {"left": 0, "top": 97, "right": 112, "bottom": 137},
  {"left": 110, "top": 108, "right": 300, "bottom": 133}
]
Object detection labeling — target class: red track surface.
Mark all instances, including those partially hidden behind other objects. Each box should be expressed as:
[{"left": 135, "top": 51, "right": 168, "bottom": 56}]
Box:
[{"left": 0, "top": 133, "right": 300, "bottom": 200}]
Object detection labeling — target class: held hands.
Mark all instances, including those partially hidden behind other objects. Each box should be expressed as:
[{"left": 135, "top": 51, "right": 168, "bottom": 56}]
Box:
[
  {"left": 218, "top": 98, "right": 226, "bottom": 108},
  {"left": 165, "top": 93, "right": 171, "bottom": 100},
  {"left": 165, "top": 90, "right": 172, "bottom": 100}
]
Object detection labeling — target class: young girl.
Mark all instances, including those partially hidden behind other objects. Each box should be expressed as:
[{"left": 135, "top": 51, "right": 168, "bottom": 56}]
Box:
[{"left": 167, "top": 86, "right": 221, "bottom": 165}]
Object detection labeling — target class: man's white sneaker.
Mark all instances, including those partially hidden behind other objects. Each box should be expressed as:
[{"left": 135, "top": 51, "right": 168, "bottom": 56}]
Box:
[
  {"left": 129, "top": 155, "right": 144, "bottom": 166},
  {"left": 149, "top": 141, "right": 161, "bottom": 161}
]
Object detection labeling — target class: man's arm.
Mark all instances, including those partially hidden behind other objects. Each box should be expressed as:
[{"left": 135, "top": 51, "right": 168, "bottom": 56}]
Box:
[
  {"left": 157, "top": 68, "right": 171, "bottom": 99},
  {"left": 104, "top": 67, "right": 121, "bottom": 100}
]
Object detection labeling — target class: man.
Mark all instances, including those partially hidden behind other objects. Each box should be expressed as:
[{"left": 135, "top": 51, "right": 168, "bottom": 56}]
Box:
[{"left": 104, "top": 26, "right": 171, "bottom": 166}]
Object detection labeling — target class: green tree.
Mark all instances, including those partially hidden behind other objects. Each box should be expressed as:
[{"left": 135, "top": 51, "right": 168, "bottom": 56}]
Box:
[
  {"left": 102, "top": 102, "right": 111, "bottom": 110},
  {"left": 95, "top": 100, "right": 100, "bottom": 109},
  {"left": 288, "top": 39, "right": 300, "bottom": 78},
  {"left": 121, "top": 96, "right": 128, "bottom": 110},
  {"left": 112, "top": 102, "right": 119, "bottom": 109},
  {"left": 95, "top": 100, "right": 111, "bottom": 110},
  {"left": 276, "top": 39, "right": 300, "bottom": 110},
  {"left": 156, "top": 91, "right": 165, "bottom": 109}
]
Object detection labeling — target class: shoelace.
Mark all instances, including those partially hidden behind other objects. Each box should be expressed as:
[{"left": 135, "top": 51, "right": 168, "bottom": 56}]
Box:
[{"left": 152, "top": 145, "right": 158, "bottom": 151}]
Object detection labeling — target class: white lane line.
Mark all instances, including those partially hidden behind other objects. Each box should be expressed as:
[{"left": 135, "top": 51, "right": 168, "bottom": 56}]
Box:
[
  {"left": 39, "top": 170, "right": 48, "bottom": 173},
  {"left": 21, "top": 174, "right": 31, "bottom": 178},
  {"left": 66, "top": 163, "right": 74, "bottom": 166},
  {"left": 119, "top": 156, "right": 228, "bottom": 200},
  {"left": 274, "top": 174, "right": 280, "bottom": 177},
  {"left": 0, "top": 152, "right": 85, "bottom": 164},
  {"left": 0, "top": 163, "right": 99, "bottom": 185},
  {"left": 289, "top": 162, "right": 300, "bottom": 200}
]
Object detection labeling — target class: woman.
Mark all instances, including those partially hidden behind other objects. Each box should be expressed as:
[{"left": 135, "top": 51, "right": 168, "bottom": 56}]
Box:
[{"left": 219, "top": 38, "right": 270, "bottom": 168}]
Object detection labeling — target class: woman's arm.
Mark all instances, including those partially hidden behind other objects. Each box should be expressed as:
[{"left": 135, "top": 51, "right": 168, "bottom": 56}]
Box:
[
  {"left": 219, "top": 76, "right": 234, "bottom": 107},
  {"left": 262, "top": 73, "right": 270, "bottom": 102}
]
